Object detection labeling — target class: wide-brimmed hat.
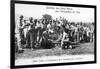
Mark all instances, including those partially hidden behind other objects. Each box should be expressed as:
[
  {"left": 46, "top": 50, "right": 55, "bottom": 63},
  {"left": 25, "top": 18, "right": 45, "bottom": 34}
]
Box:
[{"left": 20, "top": 15, "right": 24, "bottom": 19}]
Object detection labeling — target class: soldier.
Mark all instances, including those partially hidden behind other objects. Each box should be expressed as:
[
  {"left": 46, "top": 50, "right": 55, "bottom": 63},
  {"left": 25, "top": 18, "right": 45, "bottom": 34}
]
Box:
[
  {"left": 15, "top": 15, "right": 25, "bottom": 53},
  {"left": 25, "top": 17, "right": 34, "bottom": 48}
]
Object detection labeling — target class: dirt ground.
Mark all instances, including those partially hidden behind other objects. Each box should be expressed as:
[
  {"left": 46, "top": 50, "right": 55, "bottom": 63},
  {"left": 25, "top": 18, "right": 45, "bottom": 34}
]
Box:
[{"left": 15, "top": 42, "right": 94, "bottom": 60}]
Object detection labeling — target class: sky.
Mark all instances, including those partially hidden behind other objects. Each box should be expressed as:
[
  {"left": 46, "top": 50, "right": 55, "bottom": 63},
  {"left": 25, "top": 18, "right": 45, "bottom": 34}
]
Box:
[{"left": 15, "top": 4, "right": 94, "bottom": 23}]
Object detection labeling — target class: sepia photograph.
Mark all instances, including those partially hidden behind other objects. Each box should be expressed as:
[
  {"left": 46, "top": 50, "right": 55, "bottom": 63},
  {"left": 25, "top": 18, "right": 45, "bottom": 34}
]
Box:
[{"left": 11, "top": 0, "right": 96, "bottom": 68}]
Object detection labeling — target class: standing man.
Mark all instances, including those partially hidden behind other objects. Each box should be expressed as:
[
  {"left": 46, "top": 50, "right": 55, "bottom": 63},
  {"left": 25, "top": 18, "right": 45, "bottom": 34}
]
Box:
[
  {"left": 25, "top": 17, "right": 34, "bottom": 48},
  {"left": 15, "top": 15, "right": 25, "bottom": 53}
]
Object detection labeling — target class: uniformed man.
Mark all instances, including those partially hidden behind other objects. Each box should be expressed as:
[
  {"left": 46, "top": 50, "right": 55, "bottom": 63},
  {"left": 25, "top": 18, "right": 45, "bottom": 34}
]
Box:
[{"left": 15, "top": 15, "right": 25, "bottom": 53}]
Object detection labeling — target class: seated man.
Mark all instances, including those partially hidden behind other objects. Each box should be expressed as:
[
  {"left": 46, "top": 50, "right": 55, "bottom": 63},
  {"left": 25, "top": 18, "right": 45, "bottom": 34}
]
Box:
[{"left": 40, "top": 29, "right": 55, "bottom": 49}]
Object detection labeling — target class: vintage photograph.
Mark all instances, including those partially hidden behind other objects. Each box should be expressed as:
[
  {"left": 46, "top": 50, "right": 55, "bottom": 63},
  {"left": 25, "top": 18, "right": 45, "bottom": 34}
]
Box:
[{"left": 13, "top": 1, "right": 96, "bottom": 66}]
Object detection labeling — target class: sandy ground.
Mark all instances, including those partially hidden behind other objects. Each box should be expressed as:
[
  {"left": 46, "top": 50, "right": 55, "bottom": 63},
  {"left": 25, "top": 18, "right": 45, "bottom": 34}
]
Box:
[{"left": 15, "top": 42, "right": 94, "bottom": 65}]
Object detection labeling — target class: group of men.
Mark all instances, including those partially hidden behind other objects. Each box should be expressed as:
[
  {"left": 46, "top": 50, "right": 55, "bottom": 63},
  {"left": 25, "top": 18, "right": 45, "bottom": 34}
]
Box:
[{"left": 15, "top": 15, "right": 94, "bottom": 53}]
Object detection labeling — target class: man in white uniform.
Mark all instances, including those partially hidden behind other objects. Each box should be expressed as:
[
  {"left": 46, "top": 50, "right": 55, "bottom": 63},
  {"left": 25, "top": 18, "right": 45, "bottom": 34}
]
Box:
[{"left": 15, "top": 15, "right": 25, "bottom": 53}]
